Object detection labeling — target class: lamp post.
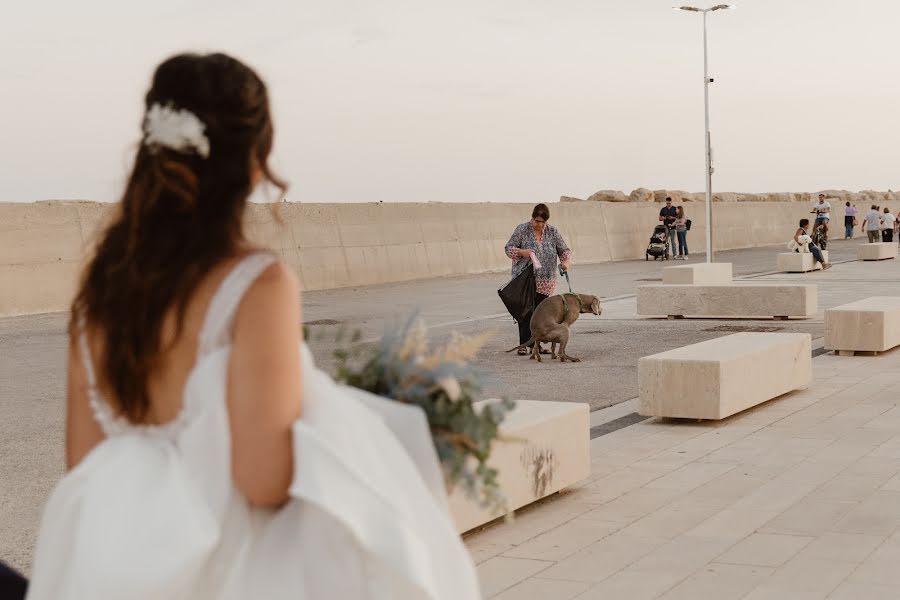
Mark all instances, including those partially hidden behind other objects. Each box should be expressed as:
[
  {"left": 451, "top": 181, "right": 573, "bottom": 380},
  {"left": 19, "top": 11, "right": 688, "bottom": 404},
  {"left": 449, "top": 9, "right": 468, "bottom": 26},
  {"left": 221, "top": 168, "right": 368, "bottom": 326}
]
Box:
[{"left": 673, "top": 4, "right": 735, "bottom": 263}]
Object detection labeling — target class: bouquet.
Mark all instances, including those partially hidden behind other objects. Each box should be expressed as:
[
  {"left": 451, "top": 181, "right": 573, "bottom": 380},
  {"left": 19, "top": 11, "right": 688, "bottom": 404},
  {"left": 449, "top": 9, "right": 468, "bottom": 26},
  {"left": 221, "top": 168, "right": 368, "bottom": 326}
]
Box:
[{"left": 329, "top": 317, "right": 515, "bottom": 514}]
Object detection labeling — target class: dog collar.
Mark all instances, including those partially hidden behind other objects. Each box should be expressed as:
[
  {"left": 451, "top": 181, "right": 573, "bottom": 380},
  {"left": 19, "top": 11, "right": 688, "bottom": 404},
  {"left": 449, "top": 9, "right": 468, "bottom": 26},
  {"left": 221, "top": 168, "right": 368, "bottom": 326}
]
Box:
[{"left": 558, "top": 292, "right": 582, "bottom": 317}]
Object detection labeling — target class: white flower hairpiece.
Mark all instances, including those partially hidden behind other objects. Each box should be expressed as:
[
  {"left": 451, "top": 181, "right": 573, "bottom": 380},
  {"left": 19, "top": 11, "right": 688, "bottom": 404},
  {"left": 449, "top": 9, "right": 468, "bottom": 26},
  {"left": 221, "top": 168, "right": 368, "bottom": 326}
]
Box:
[{"left": 142, "top": 103, "right": 210, "bottom": 159}]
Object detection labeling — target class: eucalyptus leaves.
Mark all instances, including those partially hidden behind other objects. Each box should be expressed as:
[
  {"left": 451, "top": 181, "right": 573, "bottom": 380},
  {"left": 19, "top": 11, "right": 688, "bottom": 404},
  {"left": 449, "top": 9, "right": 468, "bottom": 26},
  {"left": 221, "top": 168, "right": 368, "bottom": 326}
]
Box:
[{"left": 330, "top": 318, "right": 515, "bottom": 514}]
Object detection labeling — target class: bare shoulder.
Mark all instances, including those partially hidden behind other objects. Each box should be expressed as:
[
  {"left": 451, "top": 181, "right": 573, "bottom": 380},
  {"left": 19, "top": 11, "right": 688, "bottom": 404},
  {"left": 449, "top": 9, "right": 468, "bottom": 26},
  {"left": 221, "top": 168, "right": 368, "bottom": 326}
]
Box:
[{"left": 236, "top": 259, "right": 301, "bottom": 323}]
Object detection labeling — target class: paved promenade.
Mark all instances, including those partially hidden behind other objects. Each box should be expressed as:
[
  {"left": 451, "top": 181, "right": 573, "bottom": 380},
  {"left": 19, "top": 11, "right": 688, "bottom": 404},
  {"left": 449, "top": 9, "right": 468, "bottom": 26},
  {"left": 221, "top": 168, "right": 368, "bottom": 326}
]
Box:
[
  {"left": 2, "top": 236, "right": 898, "bottom": 586},
  {"left": 467, "top": 251, "right": 900, "bottom": 599},
  {"left": 469, "top": 350, "right": 900, "bottom": 599}
]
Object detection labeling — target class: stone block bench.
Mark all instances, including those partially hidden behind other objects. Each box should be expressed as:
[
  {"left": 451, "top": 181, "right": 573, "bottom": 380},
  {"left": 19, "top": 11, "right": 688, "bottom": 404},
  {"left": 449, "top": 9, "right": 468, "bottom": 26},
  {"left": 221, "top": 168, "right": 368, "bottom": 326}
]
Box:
[
  {"left": 858, "top": 242, "right": 897, "bottom": 261},
  {"left": 448, "top": 400, "right": 589, "bottom": 533},
  {"left": 639, "top": 332, "right": 811, "bottom": 420},
  {"left": 777, "top": 251, "right": 829, "bottom": 273},
  {"left": 637, "top": 284, "right": 817, "bottom": 320},
  {"left": 662, "top": 262, "right": 732, "bottom": 285},
  {"left": 825, "top": 297, "right": 900, "bottom": 356}
]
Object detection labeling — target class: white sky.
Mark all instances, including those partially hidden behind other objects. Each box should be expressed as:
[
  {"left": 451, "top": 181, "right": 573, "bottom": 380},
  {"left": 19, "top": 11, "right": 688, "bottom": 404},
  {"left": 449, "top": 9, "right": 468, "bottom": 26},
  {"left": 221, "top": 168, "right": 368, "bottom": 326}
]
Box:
[{"left": 2, "top": 0, "right": 898, "bottom": 203}]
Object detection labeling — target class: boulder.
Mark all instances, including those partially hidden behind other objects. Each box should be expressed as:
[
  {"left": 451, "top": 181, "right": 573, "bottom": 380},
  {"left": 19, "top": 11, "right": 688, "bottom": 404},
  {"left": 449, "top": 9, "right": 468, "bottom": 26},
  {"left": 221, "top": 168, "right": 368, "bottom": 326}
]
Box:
[
  {"left": 559, "top": 195, "right": 584, "bottom": 203},
  {"left": 763, "top": 193, "right": 797, "bottom": 203},
  {"left": 652, "top": 190, "right": 692, "bottom": 204},
  {"left": 586, "top": 190, "right": 628, "bottom": 202},
  {"left": 862, "top": 190, "right": 891, "bottom": 202},
  {"left": 629, "top": 188, "right": 655, "bottom": 202}
]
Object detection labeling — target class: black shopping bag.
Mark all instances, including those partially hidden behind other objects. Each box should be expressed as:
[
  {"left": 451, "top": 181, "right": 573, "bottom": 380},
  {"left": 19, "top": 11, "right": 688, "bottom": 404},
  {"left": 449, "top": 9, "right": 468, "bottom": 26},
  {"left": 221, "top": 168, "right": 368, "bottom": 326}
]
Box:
[{"left": 498, "top": 263, "right": 535, "bottom": 321}]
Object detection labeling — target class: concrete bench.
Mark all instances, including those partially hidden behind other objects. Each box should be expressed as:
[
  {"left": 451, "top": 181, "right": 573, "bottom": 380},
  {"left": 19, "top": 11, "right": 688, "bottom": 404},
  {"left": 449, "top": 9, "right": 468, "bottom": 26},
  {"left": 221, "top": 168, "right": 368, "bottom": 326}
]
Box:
[
  {"left": 639, "top": 332, "right": 811, "bottom": 420},
  {"left": 858, "top": 242, "right": 897, "bottom": 261},
  {"left": 637, "top": 284, "right": 817, "bottom": 320},
  {"left": 662, "top": 262, "right": 732, "bottom": 285},
  {"left": 825, "top": 296, "right": 900, "bottom": 356},
  {"left": 448, "top": 400, "right": 589, "bottom": 533},
  {"left": 777, "top": 251, "right": 829, "bottom": 273}
]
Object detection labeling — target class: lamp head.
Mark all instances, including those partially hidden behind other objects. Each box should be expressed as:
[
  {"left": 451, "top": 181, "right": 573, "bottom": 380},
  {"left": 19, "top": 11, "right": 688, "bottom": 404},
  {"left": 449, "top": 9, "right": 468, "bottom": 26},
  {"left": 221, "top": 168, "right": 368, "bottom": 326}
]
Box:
[
  {"left": 711, "top": 4, "right": 736, "bottom": 10},
  {"left": 673, "top": 5, "right": 702, "bottom": 11}
]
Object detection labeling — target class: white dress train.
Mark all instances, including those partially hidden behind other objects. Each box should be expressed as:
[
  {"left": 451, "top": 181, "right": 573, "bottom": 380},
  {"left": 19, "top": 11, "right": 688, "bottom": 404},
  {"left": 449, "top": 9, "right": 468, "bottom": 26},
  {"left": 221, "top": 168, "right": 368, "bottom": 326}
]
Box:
[{"left": 26, "top": 253, "right": 481, "bottom": 600}]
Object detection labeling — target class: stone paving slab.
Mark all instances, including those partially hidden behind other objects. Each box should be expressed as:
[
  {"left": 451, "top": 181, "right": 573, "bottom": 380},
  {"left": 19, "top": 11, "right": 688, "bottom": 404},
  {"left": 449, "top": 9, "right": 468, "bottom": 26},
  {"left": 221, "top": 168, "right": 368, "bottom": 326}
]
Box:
[{"left": 467, "top": 344, "right": 900, "bottom": 598}]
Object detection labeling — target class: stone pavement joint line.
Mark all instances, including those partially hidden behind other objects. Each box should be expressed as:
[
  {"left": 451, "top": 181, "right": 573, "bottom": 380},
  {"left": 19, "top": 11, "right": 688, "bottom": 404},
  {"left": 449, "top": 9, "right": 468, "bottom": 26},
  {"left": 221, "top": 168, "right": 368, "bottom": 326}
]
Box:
[
  {"left": 467, "top": 347, "right": 900, "bottom": 598},
  {"left": 590, "top": 412, "right": 651, "bottom": 439}
]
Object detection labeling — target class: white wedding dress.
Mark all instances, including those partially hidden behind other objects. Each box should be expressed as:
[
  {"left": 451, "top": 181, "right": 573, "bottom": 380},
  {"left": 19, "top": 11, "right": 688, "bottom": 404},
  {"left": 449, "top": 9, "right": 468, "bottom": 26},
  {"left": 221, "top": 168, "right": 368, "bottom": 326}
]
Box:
[{"left": 26, "top": 253, "right": 481, "bottom": 600}]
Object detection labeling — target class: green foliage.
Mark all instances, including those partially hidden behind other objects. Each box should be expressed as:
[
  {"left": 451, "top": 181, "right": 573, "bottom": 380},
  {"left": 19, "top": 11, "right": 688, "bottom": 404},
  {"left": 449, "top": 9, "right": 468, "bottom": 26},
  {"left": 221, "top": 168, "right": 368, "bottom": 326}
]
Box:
[{"left": 332, "top": 316, "right": 515, "bottom": 514}]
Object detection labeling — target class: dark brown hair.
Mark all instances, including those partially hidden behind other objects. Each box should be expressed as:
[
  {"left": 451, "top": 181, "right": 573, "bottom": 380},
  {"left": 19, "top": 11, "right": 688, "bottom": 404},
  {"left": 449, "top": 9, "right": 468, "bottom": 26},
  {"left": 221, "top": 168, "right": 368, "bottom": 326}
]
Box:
[
  {"left": 532, "top": 203, "right": 550, "bottom": 221},
  {"left": 71, "top": 53, "right": 285, "bottom": 422}
]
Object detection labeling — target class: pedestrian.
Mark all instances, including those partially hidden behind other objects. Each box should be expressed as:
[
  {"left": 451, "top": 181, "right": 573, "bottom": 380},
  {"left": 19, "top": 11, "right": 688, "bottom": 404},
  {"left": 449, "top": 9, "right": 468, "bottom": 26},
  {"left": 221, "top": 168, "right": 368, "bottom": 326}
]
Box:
[
  {"left": 674, "top": 205, "right": 689, "bottom": 260},
  {"left": 793, "top": 219, "right": 831, "bottom": 269},
  {"left": 843, "top": 201, "right": 858, "bottom": 239},
  {"left": 882, "top": 207, "right": 895, "bottom": 243},
  {"left": 811, "top": 194, "right": 831, "bottom": 225},
  {"left": 505, "top": 203, "right": 572, "bottom": 355},
  {"left": 658, "top": 197, "right": 678, "bottom": 258},
  {"left": 862, "top": 204, "right": 883, "bottom": 243},
  {"left": 812, "top": 219, "right": 828, "bottom": 250}
]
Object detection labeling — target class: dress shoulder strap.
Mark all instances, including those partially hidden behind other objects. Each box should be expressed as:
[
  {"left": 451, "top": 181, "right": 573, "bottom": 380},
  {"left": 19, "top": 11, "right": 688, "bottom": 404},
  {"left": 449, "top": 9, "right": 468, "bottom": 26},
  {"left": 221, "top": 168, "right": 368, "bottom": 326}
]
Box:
[{"left": 197, "top": 252, "right": 279, "bottom": 356}]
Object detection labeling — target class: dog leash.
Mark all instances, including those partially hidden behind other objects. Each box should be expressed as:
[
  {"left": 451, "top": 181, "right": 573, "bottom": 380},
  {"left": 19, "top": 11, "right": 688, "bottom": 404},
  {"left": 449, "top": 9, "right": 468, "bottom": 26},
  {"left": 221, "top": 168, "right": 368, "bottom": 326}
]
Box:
[
  {"left": 557, "top": 264, "right": 581, "bottom": 318},
  {"left": 559, "top": 264, "right": 573, "bottom": 293}
]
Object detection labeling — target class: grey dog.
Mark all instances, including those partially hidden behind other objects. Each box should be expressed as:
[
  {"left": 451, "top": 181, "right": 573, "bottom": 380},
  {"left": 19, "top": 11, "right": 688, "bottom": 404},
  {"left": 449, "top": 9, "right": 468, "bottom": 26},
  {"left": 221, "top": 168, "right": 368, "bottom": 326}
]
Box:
[{"left": 507, "top": 293, "right": 602, "bottom": 362}]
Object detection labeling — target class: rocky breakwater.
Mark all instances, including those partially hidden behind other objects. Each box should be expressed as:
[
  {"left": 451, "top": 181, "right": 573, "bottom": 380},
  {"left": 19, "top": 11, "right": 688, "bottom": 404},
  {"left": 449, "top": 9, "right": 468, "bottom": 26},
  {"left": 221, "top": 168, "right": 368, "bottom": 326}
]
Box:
[{"left": 561, "top": 189, "right": 900, "bottom": 204}]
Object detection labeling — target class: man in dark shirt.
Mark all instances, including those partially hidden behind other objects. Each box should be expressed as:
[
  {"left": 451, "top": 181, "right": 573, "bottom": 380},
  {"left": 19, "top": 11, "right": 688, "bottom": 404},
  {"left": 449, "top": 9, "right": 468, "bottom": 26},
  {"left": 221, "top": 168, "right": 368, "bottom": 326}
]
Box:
[{"left": 658, "top": 197, "right": 678, "bottom": 259}]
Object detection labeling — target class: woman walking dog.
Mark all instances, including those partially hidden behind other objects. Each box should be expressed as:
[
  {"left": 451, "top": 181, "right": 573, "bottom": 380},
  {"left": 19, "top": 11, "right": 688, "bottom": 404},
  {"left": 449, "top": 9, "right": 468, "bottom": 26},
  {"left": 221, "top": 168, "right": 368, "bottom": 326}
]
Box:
[{"left": 504, "top": 203, "right": 571, "bottom": 355}]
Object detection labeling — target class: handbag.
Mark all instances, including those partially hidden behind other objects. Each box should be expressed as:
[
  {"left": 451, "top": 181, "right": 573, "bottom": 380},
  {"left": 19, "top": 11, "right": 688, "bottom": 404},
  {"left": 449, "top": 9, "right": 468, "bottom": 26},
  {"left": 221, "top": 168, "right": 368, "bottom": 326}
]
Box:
[
  {"left": 685, "top": 219, "right": 692, "bottom": 231},
  {"left": 498, "top": 263, "right": 536, "bottom": 321}
]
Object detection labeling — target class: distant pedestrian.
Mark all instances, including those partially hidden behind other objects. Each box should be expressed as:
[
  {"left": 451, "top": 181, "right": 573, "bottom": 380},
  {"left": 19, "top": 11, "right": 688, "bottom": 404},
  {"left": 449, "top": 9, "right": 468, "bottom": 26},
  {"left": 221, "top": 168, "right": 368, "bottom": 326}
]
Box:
[
  {"left": 811, "top": 194, "right": 831, "bottom": 225},
  {"left": 844, "top": 202, "right": 857, "bottom": 239},
  {"left": 862, "top": 205, "right": 883, "bottom": 243},
  {"left": 658, "top": 197, "right": 678, "bottom": 258},
  {"left": 812, "top": 219, "right": 828, "bottom": 250},
  {"left": 674, "top": 206, "right": 689, "bottom": 260},
  {"left": 793, "top": 219, "right": 830, "bottom": 270},
  {"left": 882, "top": 207, "right": 895, "bottom": 243}
]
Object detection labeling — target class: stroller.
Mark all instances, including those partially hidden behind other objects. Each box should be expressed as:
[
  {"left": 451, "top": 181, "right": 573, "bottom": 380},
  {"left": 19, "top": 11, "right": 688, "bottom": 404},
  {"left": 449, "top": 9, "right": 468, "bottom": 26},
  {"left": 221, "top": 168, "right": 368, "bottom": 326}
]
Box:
[{"left": 646, "top": 224, "right": 670, "bottom": 260}]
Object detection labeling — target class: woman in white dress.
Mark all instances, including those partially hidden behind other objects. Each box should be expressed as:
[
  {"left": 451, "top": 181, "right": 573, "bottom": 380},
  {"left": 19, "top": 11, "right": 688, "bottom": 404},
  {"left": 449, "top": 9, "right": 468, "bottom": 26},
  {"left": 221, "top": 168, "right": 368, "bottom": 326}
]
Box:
[{"left": 26, "top": 52, "right": 480, "bottom": 600}]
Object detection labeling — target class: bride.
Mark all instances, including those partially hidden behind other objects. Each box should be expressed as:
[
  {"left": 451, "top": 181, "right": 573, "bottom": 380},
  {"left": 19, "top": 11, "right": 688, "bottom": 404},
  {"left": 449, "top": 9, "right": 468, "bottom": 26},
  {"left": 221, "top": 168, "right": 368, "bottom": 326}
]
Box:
[{"left": 26, "top": 52, "right": 481, "bottom": 599}]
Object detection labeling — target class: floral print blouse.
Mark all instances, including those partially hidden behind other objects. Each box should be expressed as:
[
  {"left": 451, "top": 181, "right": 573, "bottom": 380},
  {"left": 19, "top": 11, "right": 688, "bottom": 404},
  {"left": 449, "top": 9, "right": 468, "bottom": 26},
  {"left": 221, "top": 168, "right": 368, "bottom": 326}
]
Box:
[{"left": 505, "top": 222, "right": 572, "bottom": 296}]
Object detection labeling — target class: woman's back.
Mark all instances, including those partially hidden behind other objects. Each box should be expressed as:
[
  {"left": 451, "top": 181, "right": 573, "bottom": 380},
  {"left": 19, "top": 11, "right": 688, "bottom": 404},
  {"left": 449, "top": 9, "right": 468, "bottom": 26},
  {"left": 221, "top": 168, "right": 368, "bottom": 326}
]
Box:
[
  {"left": 82, "top": 254, "right": 243, "bottom": 426},
  {"left": 69, "top": 249, "right": 301, "bottom": 510},
  {"left": 32, "top": 253, "right": 480, "bottom": 600},
  {"left": 33, "top": 252, "right": 286, "bottom": 598}
]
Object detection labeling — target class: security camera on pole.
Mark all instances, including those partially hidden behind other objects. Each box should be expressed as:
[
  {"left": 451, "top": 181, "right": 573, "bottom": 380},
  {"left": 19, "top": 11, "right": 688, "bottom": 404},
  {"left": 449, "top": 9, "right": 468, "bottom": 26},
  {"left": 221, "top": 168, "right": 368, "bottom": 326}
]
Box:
[{"left": 673, "top": 4, "right": 735, "bottom": 263}]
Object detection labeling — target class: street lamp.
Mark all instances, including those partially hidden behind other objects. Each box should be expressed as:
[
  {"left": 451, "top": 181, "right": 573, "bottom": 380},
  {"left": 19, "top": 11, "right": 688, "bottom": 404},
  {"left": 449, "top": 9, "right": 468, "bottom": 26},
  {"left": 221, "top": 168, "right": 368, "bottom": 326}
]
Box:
[{"left": 673, "top": 4, "right": 735, "bottom": 263}]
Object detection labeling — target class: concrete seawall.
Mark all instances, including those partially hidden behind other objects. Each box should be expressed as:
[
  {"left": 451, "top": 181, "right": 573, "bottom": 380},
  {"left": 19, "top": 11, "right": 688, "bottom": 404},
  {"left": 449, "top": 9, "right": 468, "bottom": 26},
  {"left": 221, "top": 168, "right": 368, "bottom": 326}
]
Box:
[{"left": 2, "top": 200, "right": 895, "bottom": 317}]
